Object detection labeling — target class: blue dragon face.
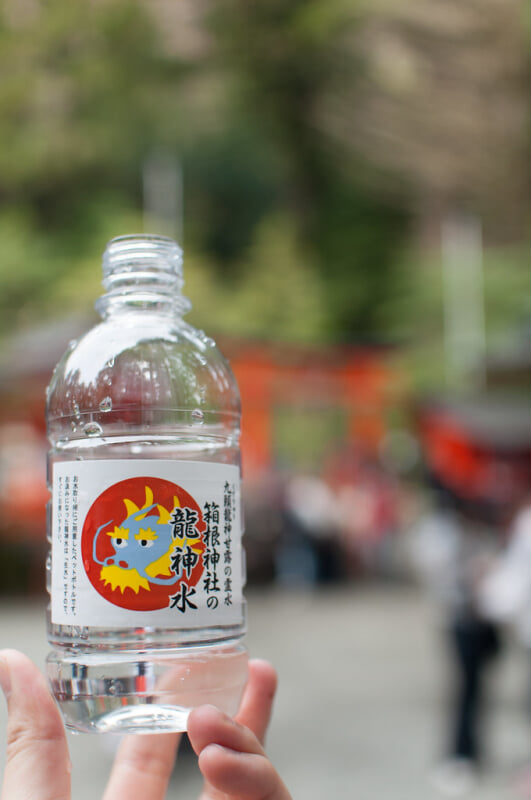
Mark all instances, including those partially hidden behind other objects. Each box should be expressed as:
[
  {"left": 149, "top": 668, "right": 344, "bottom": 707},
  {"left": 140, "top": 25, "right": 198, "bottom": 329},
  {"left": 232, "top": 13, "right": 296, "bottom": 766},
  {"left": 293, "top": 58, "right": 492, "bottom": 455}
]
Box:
[
  {"left": 105, "top": 503, "right": 172, "bottom": 578},
  {"left": 93, "top": 486, "right": 185, "bottom": 587}
]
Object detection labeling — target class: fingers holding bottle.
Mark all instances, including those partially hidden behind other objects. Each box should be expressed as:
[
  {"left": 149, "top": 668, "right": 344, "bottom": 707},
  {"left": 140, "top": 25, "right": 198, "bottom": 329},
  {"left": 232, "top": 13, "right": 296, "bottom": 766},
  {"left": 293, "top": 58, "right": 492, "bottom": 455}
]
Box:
[
  {"left": 0, "top": 649, "right": 71, "bottom": 800},
  {"left": 188, "top": 659, "right": 291, "bottom": 800}
]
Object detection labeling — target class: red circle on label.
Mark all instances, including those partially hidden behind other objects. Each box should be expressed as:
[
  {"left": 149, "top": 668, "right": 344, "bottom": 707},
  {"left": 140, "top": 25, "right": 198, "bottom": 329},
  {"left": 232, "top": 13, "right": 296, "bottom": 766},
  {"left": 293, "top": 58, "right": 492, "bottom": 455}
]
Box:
[{"left": 81, "top": 477, "right": 205, "bottom": 611}]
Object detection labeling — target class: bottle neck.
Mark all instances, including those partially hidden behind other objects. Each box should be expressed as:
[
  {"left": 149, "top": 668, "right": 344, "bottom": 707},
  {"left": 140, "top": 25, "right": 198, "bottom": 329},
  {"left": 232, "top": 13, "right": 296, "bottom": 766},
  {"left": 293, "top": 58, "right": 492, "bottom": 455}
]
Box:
[{"left": 95, "top": 234, "right": 191, "bottom": 318}]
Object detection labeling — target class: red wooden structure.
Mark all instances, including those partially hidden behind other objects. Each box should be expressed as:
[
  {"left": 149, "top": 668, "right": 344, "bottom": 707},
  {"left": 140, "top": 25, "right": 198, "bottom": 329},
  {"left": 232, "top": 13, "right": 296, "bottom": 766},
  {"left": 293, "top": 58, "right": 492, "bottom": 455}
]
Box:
[
  {"left": 223, "top": 339, "right": 402, "bottom": 478},
  {"left": 416, "top": 397, "right": 531, "bottom": 517}
]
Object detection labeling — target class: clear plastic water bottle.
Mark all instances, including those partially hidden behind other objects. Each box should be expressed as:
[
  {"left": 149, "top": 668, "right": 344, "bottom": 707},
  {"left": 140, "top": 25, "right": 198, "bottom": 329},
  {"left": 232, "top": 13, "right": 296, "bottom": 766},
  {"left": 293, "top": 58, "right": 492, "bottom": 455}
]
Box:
[{"left": 46, "top": 234, "right": 248, "bottom": 734}]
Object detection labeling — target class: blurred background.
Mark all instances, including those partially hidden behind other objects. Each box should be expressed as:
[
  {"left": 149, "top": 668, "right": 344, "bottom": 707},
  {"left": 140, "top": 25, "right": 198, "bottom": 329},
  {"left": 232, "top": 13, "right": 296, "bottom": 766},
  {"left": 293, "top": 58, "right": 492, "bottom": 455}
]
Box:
[{"left": 0, "top": 0, "right": 530, "bottom": 797}]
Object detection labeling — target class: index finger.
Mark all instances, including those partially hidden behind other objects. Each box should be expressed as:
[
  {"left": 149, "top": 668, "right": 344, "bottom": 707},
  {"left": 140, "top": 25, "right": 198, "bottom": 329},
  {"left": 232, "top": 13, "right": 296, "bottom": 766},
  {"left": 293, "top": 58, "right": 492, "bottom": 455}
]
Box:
[
  {"left": 102, "top": 731, "right": 180, "bottom": 800},
  {"left": 0, "top": 649, "right": 71, "bottom": 800},
  {"left": 234, "top": 659, "right": 277, "bottom": 745}
]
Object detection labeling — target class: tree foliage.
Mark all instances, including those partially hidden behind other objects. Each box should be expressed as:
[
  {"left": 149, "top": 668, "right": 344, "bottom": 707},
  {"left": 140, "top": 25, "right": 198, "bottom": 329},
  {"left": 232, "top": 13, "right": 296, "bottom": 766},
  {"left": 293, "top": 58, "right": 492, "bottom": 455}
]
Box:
[
  {"left": 319, "top": 0, "right": 529, "bottom": 242},
  {"left": 0, "top": 0, "right": 528, "bottom": 362},
  {"left": 210, "top": 0, "right": 409, "bottom": 338},
  {"left": 0, "top": 0, "right": 185, "bottom": 336}
]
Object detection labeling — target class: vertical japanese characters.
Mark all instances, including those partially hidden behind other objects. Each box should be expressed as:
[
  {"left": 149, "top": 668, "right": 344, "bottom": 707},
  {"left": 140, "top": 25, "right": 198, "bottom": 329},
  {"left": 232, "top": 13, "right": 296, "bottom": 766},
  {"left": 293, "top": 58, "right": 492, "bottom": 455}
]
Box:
[
  {"left": 223, "top": 481, "right": 235, "bottom": 607},
  {"left": 55, "top": 474, "right": 80, "bottom": 618}
]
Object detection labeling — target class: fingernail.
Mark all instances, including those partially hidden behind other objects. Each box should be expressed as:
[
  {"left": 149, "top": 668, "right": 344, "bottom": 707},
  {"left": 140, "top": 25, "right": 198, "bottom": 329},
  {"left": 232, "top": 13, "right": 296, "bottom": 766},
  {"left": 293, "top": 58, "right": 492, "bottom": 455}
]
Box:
[
  {"left": 0, "top": 655, "right": 11, "bottom": 699},
  {"left": 197, "top": 704, "right": 226, "bottom": 719}
]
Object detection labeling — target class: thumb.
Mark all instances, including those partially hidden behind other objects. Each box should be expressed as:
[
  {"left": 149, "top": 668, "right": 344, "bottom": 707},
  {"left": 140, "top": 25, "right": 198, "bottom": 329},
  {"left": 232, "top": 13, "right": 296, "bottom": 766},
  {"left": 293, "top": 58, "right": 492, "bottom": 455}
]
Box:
[{"left": 0, "top": 650, "right": 70, "bottom": 800}]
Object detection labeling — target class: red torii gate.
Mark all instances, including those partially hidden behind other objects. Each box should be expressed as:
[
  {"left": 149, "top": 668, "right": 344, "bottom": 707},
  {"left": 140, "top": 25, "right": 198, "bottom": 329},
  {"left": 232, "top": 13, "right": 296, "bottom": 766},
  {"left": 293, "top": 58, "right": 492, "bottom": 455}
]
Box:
[{"left": 222, "top": 339, "right": 401, "bottom": 478}]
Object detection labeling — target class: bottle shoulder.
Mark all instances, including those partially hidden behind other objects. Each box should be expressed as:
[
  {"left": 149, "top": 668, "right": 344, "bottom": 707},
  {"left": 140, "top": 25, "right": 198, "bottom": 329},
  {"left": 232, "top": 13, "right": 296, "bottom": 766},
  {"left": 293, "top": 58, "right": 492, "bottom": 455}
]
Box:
[
  {"left": 63, "top": 314, "right": 217, "bottom": 349},
  {"left": 46, "top": 315, "right": 240, "bottom": 421}
]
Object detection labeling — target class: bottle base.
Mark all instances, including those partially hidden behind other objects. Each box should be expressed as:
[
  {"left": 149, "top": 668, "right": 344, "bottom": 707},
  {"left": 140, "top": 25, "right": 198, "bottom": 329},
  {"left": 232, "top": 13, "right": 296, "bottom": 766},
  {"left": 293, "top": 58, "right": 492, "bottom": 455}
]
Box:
[
  {"left": 57, "top": 701, "right": 194, "bottom": 735},
  {"left": 47, "top": 643, "right": 248, "bottom": 735}
]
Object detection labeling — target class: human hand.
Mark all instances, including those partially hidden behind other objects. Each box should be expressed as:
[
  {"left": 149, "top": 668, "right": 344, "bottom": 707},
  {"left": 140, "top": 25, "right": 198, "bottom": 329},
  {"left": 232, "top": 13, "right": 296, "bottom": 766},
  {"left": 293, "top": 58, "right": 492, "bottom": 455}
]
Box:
[{"left": 0, "top": 650, "right": 291, "bottom": 800}]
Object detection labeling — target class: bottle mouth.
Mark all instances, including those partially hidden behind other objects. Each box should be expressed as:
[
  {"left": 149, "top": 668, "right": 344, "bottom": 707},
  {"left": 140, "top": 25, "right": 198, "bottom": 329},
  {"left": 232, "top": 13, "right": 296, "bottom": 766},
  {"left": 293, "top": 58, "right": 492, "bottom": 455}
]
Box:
[
  {"left": 97, "top": 234, "right": 190, "bottom": 316},
  {"left": 103, "top": 234, "right": 183, "bottom": 280}
]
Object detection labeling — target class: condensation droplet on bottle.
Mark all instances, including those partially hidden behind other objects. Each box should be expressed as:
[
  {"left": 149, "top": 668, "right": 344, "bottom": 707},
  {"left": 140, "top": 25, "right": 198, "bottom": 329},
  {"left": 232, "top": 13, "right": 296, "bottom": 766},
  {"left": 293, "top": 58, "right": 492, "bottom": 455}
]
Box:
[
  {"left": 71, "top": 421, "right": 78, "bottom": 432},
  {"left": 106, "top": 357, "right": 115, "bottom": 368},
  {"left": 198, "top": 330, "right": 216, "bottom": 349},
  {"left": 72, "top": 400, "right": 80, "bottom": 416},
  {"left": 99, "top": 397, "right": 112, "bottom": 412},
  {"left": 45, "top": 554, "right": 52, "bottom": 593},
  {"left": 83, "top": 421, "right": 103, "bottom": 437},
  {"left": 191, "top": 408, "right": 204, "bottom": 423}
]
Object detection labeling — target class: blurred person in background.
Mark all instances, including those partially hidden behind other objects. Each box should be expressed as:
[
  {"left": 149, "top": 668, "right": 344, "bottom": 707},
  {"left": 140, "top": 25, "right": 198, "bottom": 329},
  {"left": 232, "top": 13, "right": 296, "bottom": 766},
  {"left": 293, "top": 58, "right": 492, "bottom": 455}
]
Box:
[
  {"left": 480, "top": 491, "right": 531, "bottom": 649},
  {"left": 275, "top": 472, "right": 342, "bottom": 586},
  {"left": 480, "top": 490, "right": 531, "bottom": 797},
  {"left": 326, "top": 444, "right": 401, "bottom": 580},
  {"left": 0, "top": 424, "right": 48, "bottom": 593},
  {"left": 412, "top": 489, "right": 502, "bottom": 795},
  {"left": 243, "top": 470, "right": 286, "bottom": 586}
]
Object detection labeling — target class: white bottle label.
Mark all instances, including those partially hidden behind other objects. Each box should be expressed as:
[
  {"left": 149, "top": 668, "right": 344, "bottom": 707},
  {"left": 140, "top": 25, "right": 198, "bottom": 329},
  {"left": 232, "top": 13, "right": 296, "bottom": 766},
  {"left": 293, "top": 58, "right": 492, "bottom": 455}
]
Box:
[{"left": 51, "top": 460, "right": 244, "bottom": 628}]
